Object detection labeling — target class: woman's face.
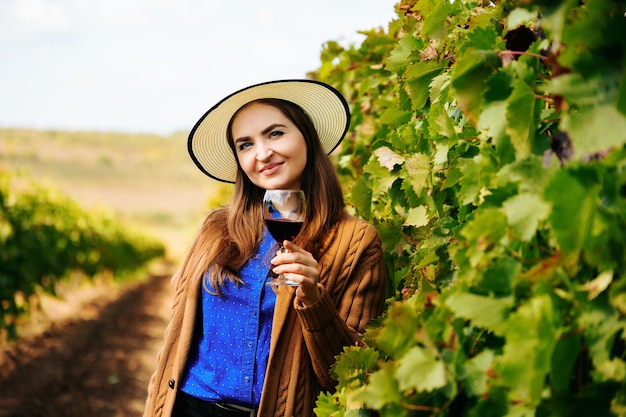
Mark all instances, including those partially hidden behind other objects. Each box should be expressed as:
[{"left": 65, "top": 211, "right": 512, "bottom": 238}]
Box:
[{"left": 231, "top": 102, "right": 307, "bottom": 190}]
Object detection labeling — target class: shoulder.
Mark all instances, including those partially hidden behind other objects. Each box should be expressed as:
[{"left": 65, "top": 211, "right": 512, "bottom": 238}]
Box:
[
  {"left": 318, "top": 213, "right": 385, "bottom": 279},
  {"left": 335, "top": 213, "right": 380, "bottom": 240},
  {"left": 322, "top": 212, "right": 382, "bottom": 256}
]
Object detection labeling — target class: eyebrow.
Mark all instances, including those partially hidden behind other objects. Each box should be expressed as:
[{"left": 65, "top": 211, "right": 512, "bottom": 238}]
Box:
[{"left": 234, "top": 123, "right": 287, "bottom": 144}]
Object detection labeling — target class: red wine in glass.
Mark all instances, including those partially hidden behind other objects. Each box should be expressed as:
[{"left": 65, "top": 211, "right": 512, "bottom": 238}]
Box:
[
  {"left": 265, "top": 218, "right": 304, "bottom": 243},
  {"left": 262, "top": 190, "right": 306, "bottom": 286}
]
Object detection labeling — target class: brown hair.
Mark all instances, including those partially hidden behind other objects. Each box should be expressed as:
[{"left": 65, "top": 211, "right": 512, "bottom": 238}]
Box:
[{"left": 194, "top": 98, "right": 345, "bottom": 295}]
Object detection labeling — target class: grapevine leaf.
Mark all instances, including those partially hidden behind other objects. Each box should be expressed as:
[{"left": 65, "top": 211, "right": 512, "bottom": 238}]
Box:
[
  {"left": 405, "top": 62, "right": 446, "bottom": 111},
  {"left": 376, "top": 221, "right": 405, "bottom": 256},
  {"left": 550, "top": 72, "right": 622, "bottom": 109},
  {"left": 428, "top": 102, "right": 458, "bottom": 140},
  {"left": 451, "top": 49, "right": 499, "bottom": 123},
  {"left": 496, "top": 156, "right": 551, "bottom": 193},
  {"left": 444, "top": 292, "right": 513, "bottom": 334},
  {"left": 379, "top": 107, "right": 413, "bottom": 126},
  {"left": 538, "top": 1, "right": 569, "bottom": 48},
  {"left": 501, "top": 193, "right": 551, "bottom": 242},
  {"left": 349, "top": 176, "right": 372, "bottom": 219},
  {"left": 314, "top": 391, "right": 343, "bottom": 417},
  {"left": 363, "top": 157, "right": 398, "bottom": 190},
  {"left": 395, "top": 346, "right": 447, "bottom": 392},
  {"left": 458, "top": 208, "right": 508, "bottom": 268},
  {"left": 430, "top": 73, "right": 451, "bottom": 105},
  {"left": 404, "top": 206, "right": 429, "bottom": 228},
  {"left": 505, "top": 78, "right": 536, "bottom": 158},
  {"left": 373, "top": 146, "right": 404, "bottom": 171},
  {"left": 478, "top": 101, "right": 507, "bottom": 145},
  {"left": 377, "top": 303, "right": 420, "bottom": 358},
  {"left": 403, "top": 153, "right": 430, "bottom": 197},
  {"left": 506, "top": 7, "right": 539, "bottom": 30},
  {"left": 550, "top": 72, "right": 626, "bottom": 157},
  {"left": 478, "top": 256, "right": 520, "bottom": 296},
  {"left": 395, "top": 123, "right": 421, "bottom": 152},
  {"left": 352, "top": 364, "right": 401, "bottom": 409},
  {"left": 578, "top": 304, "right": 626, "bottom": 382},
  {"left": 345, "top": 407, "right": 370, "bottom": 417},
  {"left": 558, "top": 0, "right": 625, "bottom": 72},
  {"left": 497, "top": 295, "right": 559, "bottom": 404},
  {"left": 550, "top": 332, "right": 581, "bottom": 393},
  {"left": 441, "top": 165, "right": 463, "bottom": 191},
  {"left": 421, "top": 0, "right": 454, "bottom": 39},
  {"left": 457, "top": 153, "right": 498, "bottom": 206},
  {"left": 469, "top": 386, "right": 509, "bottom": 417},
  {"left": 561, "top": 104, "right": 626, "bottom": 158},
  {"left": 544, "top": 171, "right": 596, "bottom": 259},
  {"left": 332, "top": 346, "right": 380, "bottom": 390},
  {"left": 461, "top": 350, "right": 495, "bottom": 396},
  {"left": 385, "top": 36, "right": 421, "bottom": 74},
  {"left": 433, "top": 142, "right": 448, "bottom": 167},
  {"left": 463, "top": 17, "right": 502, "bottom": 51},
  {"left": 484, "top": 69, "right": 514, "bottom": 102}
]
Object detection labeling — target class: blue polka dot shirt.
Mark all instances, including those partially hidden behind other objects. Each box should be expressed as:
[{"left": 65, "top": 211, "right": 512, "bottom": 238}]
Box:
[{"left": 180, "top": 229, "right": 277, "bottom": 407}]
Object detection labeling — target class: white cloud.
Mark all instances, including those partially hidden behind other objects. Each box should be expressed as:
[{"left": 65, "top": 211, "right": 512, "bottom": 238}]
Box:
[
  {"left": 0, "top": 0, "right": 72, "bottom": 40},
  {"left": 68, "top": 0, "right": 223, "bottom": 29},
  {"left": 14, "top": 0, "right": 71, "bottom": 33}
]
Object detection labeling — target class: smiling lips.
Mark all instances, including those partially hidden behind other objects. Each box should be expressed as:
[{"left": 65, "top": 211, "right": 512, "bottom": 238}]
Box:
[{"left": 260, "top": 162, "right": 283, "bottom": 175}]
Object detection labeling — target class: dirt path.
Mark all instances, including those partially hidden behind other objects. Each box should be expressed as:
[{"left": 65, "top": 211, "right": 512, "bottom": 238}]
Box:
[{"left": 0, "top": 273, "right": 173, "bottom": 417}]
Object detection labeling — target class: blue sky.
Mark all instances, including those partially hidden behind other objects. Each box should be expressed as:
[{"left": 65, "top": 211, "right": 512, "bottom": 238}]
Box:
[{"left": 0, "top": 0, "right": 397, "bottom": 135}]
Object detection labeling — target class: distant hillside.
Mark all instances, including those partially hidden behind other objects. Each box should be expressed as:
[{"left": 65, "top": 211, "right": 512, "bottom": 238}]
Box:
[{"left": 0, "top": 128, "right": 231, "bottom": 259}]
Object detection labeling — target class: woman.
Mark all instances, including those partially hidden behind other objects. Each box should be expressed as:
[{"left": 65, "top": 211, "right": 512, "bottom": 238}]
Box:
[{"left": 144, "top": 79, "right": 387, "bottom": 417}]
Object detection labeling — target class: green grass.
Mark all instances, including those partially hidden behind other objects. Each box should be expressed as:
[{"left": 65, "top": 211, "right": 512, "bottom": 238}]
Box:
[{"left": 0, "top": 128, "right": 233, "bottom": 260}]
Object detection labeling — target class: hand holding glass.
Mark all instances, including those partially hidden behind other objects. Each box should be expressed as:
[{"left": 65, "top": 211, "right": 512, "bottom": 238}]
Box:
[{"left": 263, "top": 190, "right": 306, "bottom": 286}]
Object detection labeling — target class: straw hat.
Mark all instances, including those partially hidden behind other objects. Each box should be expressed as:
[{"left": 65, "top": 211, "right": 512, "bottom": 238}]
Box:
[{"left": 188, "top": 79, "right": 350, "bottom": 183}]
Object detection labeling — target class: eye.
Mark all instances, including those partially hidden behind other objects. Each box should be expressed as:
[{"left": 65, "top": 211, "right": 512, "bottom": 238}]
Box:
[
  {"left": 269, "top": 130, "right": 284, "bottom": 138},
  {"left": 237, "top": 141, "right": 252, "bottom": 152}
]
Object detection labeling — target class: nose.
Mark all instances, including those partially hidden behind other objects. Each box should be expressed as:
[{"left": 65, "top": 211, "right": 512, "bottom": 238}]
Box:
[{"left": 256, "top": 143, "right": 273, "bottom": 161}]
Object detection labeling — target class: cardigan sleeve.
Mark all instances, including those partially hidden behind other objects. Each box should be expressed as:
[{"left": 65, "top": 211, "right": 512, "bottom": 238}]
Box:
[{"left": 294, "top": 220, "right": 387, "bottom": 391}]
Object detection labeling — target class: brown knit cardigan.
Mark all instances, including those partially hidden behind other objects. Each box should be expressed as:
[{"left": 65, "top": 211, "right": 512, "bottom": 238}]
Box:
[{"left": 143, "top": 213, "right": 387, "bottom": 417}]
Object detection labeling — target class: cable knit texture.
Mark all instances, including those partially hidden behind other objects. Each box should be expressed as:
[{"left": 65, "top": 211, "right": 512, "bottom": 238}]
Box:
[{"left": 143, "top": 213, "right": 387, "bottom": 417}]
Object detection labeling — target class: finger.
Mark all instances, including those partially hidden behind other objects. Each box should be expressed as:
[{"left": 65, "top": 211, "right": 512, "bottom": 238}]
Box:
[
  {"left": 282, "top": 240, "right": 312, "bottom": 257},
  {"left": 272, "top": 262, "right": 316, "bottom": 277},
  {"left": 272, "top": 246, "right": 316, "bottom": 268},
  {"left": 277, "top": 273, "right": 305, "bottom": 286}
]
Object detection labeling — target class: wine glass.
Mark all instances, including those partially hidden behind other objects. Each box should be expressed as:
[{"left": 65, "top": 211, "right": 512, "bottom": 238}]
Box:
[{"left": 263, "top": 189, "right": 306, "bottom": 286}]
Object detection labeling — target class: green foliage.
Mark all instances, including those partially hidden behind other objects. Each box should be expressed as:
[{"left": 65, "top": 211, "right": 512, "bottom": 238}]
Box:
[
  {"left": 0, "top": 171, "right": 165, "bottom": 340},
  {"left": 313, "top": 0, "right": 626, "bottom": 415},
  {"left": 0, "top": 128, "right": 216, "bottom": 261}
]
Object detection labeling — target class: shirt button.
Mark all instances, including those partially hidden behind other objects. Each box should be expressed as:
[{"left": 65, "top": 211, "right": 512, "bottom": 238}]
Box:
[
  {"left": 247, "top": 342, "right": 253, "bottom": 348},
  {"left": 244, "top": 376, "right": 250, "bottom": 383}
]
